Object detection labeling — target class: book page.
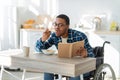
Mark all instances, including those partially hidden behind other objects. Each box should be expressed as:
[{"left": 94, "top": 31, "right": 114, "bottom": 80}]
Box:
[
  {"left": 58, "top": 43, "right": 73, "bottom": 58},
  {"left": 72, "top": 40, "right": 84, "bottom": 57}
]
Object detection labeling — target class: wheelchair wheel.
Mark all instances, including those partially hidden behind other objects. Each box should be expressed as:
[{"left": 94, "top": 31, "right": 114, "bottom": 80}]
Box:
[{"left": 94, "top": 63, "right": 116, "bottom": 80}]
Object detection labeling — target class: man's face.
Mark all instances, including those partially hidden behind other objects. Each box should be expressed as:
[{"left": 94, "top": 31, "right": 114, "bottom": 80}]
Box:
[{"left": 53, "top": 18, "right": 69, "bottom": 37}]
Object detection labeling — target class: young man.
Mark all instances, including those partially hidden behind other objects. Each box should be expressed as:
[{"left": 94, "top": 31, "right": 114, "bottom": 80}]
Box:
[{"left": 35, "top": 14, "right": 94, "bottom": 80}]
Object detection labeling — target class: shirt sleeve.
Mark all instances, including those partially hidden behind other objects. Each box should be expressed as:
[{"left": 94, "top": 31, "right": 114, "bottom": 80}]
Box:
[
  {"left": 35, "top": 38, "right": 44, "bottom": 52},
  {"left": 83, "top": 34, "right": 95, "bottom": 57},
  {"left": 35, "top": 34, "right": 54, "bottom": 52}
]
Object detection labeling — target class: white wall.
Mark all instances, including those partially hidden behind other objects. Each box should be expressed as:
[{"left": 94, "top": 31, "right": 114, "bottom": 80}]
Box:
[
  {"left": 57, "top": 0, "right": 120, "bottom": 30},
  {"left": 17, "top": 0, "right": 58, "bottom": 26}
]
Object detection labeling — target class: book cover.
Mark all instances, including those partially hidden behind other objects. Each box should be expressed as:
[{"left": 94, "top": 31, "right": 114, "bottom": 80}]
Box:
[{"left": 58, "top": 40, "right": 86, "bottom": 58}]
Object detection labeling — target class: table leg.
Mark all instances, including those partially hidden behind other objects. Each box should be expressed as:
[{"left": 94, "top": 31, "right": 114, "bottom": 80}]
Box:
[
  {"left": 0, "top": 65, "right": 21, "bottom": 80},
  {"left": 22, "top": 69, "right": 26, "bottom": 80},
  {"left": 57, "top": 74, "right": 62, "bottom": 80},
  {"left": 80, "top": 75, "right": 83, "bottom": 80},
  {"left": 0, "top": 65, "right": 4, "bottom": 80}
]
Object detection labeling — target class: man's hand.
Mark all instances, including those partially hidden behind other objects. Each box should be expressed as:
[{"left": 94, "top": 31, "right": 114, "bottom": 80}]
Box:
[
  {"left": 75, "top": 47, "right": 87, "bottom": 58},
  {"left": 41, "top": 28, "right": 51, "bottom": 41},
  {"left": 80, "top": 48, "right": 87, "bottom": 58}
]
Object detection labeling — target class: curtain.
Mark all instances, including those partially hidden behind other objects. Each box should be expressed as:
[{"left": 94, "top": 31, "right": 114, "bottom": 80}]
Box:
[{"left": 0, "top": 6, "right": 18, "bottom": 50}]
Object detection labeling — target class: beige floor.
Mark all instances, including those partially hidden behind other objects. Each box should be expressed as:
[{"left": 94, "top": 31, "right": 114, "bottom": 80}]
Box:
[{"left": 1, "top": 70, "right": 120, "bottom": 80}]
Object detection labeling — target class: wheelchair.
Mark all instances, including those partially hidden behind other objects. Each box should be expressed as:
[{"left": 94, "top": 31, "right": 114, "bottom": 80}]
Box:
[
  {"left": 84, "top": 41, "right": 116, "bottom": 80},
  {"left": 55, "top": 41, "right": 116, "bottom": 80}
]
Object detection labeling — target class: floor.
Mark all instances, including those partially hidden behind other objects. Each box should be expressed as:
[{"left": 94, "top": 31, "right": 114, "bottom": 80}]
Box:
[
  {"left": 1, "top": 70, "right": 43, "bottom": 80},
  {"left": 1, "top": 69, "right": 68, "bottom": 80},
  {"left": 1, "top": 69, "right": 120, "bottom": 80}
]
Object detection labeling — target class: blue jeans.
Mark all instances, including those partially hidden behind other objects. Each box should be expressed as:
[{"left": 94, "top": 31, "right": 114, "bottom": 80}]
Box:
[{"left": 44, "top": 73, "right": 80, "bottom": 80}]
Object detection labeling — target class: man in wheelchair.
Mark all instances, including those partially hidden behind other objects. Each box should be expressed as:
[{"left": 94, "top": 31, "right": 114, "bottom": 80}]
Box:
[{"left": 35, "top": 14, "right": 95, "bottom": 80}]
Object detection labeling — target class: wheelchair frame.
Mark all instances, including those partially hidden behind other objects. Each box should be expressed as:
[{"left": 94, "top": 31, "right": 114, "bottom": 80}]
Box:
[{"left": 84, "top": 41, "right": 116, "bottom": 80}]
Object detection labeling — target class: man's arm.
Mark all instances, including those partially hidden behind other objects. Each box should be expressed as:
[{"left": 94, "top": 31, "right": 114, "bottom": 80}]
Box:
[
  {"left": 35, "top": 28, "right": 52, "bottom": 52},
  {"left": 35, "top": 38, "right": 44, "bottom": 52},
  {"left": 41, "top": 28, "right": 51, "bottom": 41},
  {"left": 35, "top": 36, "right": 55, "bottom": 52},
  {"left": 84, "top": 36, "right": 95, "bottom": 57}
]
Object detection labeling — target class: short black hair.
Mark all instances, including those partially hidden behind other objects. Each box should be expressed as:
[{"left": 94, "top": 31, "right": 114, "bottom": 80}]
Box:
[{"left": 56, "top": 14, "right": 70, "bottom": 25}]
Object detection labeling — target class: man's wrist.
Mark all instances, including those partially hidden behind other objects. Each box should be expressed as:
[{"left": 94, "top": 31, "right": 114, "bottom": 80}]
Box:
[{"left": 40, "top": 38, "right": 45, "bottom": 43}]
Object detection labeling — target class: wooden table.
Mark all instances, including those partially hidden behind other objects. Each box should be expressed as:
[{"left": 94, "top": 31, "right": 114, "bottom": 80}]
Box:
[{"left": 0, "top": 49, "right": 96, "bottom": 80}]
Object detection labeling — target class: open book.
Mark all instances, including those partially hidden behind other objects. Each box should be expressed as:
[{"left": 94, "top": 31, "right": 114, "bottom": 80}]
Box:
[{"left": 58, "top": 40, "right": 87, "bottom": 58}]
